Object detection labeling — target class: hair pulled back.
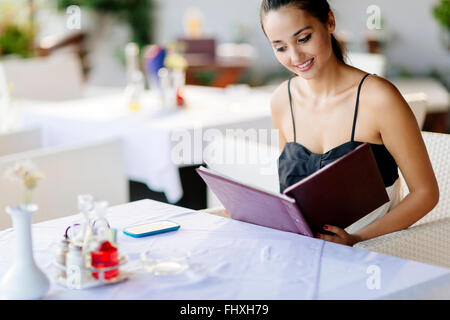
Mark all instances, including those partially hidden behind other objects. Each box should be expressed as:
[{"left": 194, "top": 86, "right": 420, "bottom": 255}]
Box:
[{"left": 260, "top": 0, "right": 345, "bottom": 63}]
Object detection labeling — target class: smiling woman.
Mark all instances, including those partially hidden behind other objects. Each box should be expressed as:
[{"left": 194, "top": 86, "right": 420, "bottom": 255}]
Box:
[
  {"left": 260, "top": 0, "right": 345, "bottom": 80},
  {"left": 259, "top": 0, "right": 440, "bottom": 246}
]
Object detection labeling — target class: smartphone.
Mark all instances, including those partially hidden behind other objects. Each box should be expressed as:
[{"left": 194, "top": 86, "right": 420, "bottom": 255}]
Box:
[{"left": 122, "top": 220, "right": 180, "bottom": 238}]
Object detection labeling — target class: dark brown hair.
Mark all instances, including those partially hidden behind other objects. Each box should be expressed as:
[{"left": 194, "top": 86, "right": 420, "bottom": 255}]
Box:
[{"left": 260, "top": 0, "right": 345, "bottom": 63}]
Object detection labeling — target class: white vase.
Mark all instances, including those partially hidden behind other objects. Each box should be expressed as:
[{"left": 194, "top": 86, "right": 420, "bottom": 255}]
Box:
[{"left": 1, "top": 204, "right": 50, "bottom": 300}]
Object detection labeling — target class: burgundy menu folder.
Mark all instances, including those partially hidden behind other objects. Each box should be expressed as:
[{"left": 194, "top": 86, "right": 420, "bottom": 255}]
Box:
[{"left": 196, "top": 143, "right": 390, "bottom": 237}]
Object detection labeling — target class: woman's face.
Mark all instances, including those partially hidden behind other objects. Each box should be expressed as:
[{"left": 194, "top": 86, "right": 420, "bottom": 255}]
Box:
[{"left": 262, "top": 6, "right": 335, "bottom": 79}]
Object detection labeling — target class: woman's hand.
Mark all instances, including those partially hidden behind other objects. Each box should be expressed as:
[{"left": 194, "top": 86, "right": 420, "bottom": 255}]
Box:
[{"left": 316, "top": 225, "right": 361, "bottom": 246}]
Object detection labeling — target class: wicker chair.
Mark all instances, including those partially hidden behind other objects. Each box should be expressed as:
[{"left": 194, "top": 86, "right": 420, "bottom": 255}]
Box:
[{"left": 355, "top": 132, "right": 450, "bottom": 269}]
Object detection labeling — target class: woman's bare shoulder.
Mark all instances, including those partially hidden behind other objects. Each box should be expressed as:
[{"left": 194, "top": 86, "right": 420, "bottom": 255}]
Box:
[
  {"left": 362, "top": 75, "right": 406, "bottom": 110},
  {"left": 362, "top": 74, "right": 418, "bottom": 131},
  {"left": 270, "top": 79, "right": 291, "bottom": 117}
]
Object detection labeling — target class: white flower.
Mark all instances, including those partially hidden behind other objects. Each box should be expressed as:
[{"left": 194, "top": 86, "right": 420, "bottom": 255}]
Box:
[{"left": 4, "top": 160, "right": 44, "bottom": 204}]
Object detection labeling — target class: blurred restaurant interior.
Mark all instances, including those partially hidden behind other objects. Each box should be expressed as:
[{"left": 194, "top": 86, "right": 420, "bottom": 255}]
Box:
[{"left": 1, "top": 0, "right": 450, "bottom": 301}]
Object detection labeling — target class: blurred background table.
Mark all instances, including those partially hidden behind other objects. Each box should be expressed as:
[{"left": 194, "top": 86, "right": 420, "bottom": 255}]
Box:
[{"left": 16, "top": 85, "right": 273, "bottom": 209}]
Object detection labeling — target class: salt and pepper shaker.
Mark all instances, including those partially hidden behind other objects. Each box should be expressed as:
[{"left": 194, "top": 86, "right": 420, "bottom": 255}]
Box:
[
  {"left": 55, "top": 236, "right": 70, "bottom": 279},
  {"left": 65, "top": 243, "right": 90, "bottom": 289},
  {"left": 54, "top": 195, "right": 121, "bottom": 288},
  {"left": 61, "top": 195, "right": 95, "bottom": 288},
  {"left": 57, "top": 195, "right": 120, "bottom": 287}
]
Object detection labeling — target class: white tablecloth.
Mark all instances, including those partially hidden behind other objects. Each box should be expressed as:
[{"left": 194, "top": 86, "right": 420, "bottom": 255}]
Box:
[
  {"left": 18, "top": 86, "right": 273, "bottom": 203},
  {"left": 1, "top": 199, "right": 449, "bottom": 299}
]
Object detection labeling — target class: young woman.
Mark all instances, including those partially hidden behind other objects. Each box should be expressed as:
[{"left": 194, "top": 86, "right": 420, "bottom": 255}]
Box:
[{"left": 260, "top": 0, "right": 439, "bottom": 246}]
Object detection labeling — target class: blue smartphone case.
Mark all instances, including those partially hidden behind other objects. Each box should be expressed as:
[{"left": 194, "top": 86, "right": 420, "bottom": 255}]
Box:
[{"left": 122, "top": 221, "right": 180, "bottom": 238}]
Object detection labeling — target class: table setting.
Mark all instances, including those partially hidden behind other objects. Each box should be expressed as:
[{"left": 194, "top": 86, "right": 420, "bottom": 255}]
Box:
[{"left": 1, "top": 197, "right": 450, "bottom": 300}]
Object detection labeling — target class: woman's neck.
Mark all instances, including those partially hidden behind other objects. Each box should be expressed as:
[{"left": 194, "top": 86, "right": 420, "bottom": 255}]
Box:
[{"left": 303, "top": 55, "right": 345, "bottom": 99}]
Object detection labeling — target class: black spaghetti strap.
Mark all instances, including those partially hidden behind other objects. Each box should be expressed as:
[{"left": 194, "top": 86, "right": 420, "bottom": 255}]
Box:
[
  {"left": 287, "top": 78, "right": 296, "bottom": 143},
  {"left": 351, "top": 73, "right": 372, "bottom": 142}
]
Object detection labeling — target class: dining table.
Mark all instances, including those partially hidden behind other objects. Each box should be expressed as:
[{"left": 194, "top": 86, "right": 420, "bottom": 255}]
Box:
[{"left": 1, "top": 199, "right": 449, "bottom": 300}]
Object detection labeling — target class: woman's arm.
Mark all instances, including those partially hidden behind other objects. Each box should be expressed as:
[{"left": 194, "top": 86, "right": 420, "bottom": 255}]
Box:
[
  {"left": 319, "top": 77, "right": 439, "bottom": 245},
  {"left": 352, "top": 78, "right": 439, "bottom": 242}
]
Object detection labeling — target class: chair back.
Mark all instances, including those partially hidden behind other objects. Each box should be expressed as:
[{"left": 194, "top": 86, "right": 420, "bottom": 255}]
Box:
[
  {"left": 0, "top": 127, "right": 42, "bottom": 157},
  {"left": 0, "top": 51, "right": 84, "bottom": 101},
  {"left": 0, "top": 139, "right": 128, "bottom": 230},
  {"left": 403, "top": 93, "right": 427, "bottom": 129},
  {"left": 204, "top": 136, "right": 279, "bottom": 208},
  {"left": 345, "top": 52, "right": 387, "bottom": 77}
]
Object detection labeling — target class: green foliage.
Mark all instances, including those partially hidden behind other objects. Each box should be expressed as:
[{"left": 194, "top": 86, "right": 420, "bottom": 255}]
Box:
[
  {"left": 57, "top": 0, "right": 155, "bottom": 47},
  {"left": 0, "top": 1, "right": 37, "bottom": 58},
  {"left": 192, "top": 70, "right": 217, "bottom": 86},
  {"left": 0, "top": 25, "right": 35, "bottom": 58},
  {"left": 433, "top": 0, "right": 450, "bottom": 29}
]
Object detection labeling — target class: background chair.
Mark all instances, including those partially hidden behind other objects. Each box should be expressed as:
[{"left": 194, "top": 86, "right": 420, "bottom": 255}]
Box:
[
  {"left": 37, "top": 31, "right": 88, "bottom": 77},
  {"left": 0, "top": 51, "right": 84, "bottom": 101},
  {"left": 0, "top": 127, "right": 42, "bottom": 157},
  {"left": 355, "top": 132, "right": 450, "bottom": 268},
  {"left": 203, "top": 135, "right": 279, "bottom": 215},
  {"left": 0, "top": 138, "right": 128, "bottom": 230},
  {"left": 392, "top": 77, "right": 450, "bottom": 133},
  {"left": 345, "top": 52, "right": 387, "bottom": 77},
  {"left": 404, "top": 92, "right": 427, "bottom": 129}
]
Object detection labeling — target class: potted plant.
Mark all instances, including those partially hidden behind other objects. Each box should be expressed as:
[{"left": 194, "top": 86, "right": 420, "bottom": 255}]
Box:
[
  {"left": 0, "top": 1, "right": 38, "bottom": 58},
  {"left": 433, "top": 0, "right": 450, "bottom": 50},
  {"left": 56, "top": 0, "right": 155, "bottom": 48}
]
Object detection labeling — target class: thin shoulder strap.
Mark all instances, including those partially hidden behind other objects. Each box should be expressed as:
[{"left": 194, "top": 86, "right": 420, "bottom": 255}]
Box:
[
  {"left": 288, "top": 78, "right": 296, "bottom": 143},
  {"left": 351, "top": 73, "right": 372, "bottom": 142}
]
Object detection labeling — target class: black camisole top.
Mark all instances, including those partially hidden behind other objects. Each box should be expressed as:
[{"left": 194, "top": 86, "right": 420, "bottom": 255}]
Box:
[{"left": 278, "top": 73, "right": 399, "bottom": 193}]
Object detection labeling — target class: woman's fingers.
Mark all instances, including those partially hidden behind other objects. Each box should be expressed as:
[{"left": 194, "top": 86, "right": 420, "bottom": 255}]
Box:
[
  {"left": 316, "top": 225, "right": 353, "bottom": 245},
  {"left": 323, "top": 224, "right": 346, "bottom": 238},
  {"left": 316, "top": 233, "right": 337, "bottom": 242}
]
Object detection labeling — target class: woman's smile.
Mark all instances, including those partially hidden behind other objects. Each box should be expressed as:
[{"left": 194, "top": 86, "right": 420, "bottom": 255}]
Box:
[
  {"left": 262, "top": 5, "right": 334, "bottom": 79},
  {"left": 295, "top": 58, "right": 314, "bottom": 72}
]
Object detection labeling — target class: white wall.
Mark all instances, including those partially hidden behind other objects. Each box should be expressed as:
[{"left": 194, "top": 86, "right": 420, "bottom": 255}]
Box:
[{"left": 329, "top": 0, "right": 450, "bottom": 76}]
